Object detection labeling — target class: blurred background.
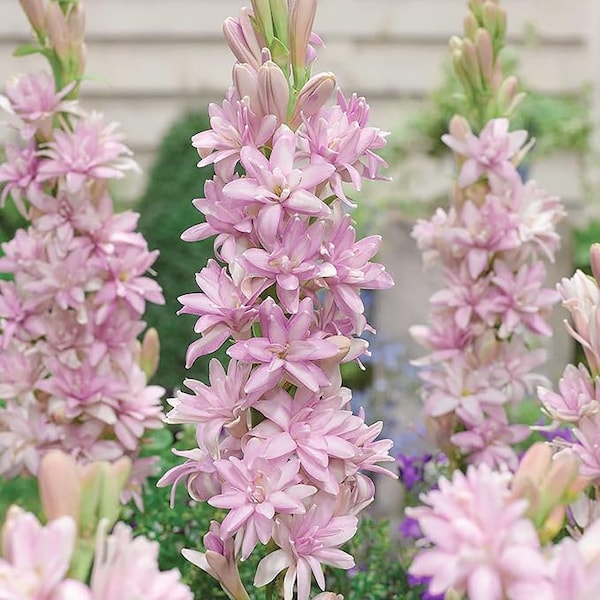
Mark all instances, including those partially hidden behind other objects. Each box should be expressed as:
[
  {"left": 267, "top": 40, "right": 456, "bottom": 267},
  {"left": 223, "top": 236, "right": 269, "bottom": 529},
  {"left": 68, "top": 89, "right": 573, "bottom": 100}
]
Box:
[{"left": 1, "top": 0, "right": 600, "bottom": 488}]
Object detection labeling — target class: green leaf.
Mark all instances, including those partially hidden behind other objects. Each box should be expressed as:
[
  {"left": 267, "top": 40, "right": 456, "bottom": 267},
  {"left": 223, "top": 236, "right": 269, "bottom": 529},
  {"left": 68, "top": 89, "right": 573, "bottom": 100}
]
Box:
[
  {"left": 142, "top": 428, "right": 174, "bottom": 454},
  {"left": 13, "top": 43, "right": 43, "bottom": 57}
]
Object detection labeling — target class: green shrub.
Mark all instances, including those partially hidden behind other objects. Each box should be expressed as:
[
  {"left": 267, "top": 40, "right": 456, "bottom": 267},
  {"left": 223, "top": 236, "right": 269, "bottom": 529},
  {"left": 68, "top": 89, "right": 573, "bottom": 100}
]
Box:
[{"left": 137, "top": 111, "right": 228, "bottom": 391}]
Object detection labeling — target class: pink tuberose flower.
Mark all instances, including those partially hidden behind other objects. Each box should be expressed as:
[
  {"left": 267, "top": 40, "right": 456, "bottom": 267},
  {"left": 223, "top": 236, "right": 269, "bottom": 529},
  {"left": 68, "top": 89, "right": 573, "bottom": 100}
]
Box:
[
  {"left": 442, "top": 118, "right": 528, "bottom": 189},
  {"left": 0, "top": 505, "right": 91, "bottom": 599},
  {"left": 90, "top": 521, "right": 192, "bottom": 600},
  {"left": 227, "top": 297, "right": 340, "bottom": 395},
  {"left": 408, "top": 464, "right": 551, "bottom": 600},
  {"left": 254, "top": 496, "right": 357, "bottom": 600},
  {"left": 37, "top": 112, "right": 138, "bottom": 193}
]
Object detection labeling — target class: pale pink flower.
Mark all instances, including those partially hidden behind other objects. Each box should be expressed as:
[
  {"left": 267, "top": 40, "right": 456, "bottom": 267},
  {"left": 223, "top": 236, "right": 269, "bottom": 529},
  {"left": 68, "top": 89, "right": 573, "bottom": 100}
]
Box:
[
  {"left": 538, "top": 363, "right": 599, "bottom": 424},
  {"left": 90, "top": 522, "right": 192, "bottom": 600},
  {"left": 491, "top": 260, "right": 558, "bottom": 338},
  {"left": 298, "top": 90, "right": 388, "bottom": 204},
  {"left": 0, "top": 506, "right": 91, "bottom": 599},
  {"left": 550, "top": 518, "right": 600, "bottom": 599},
  {"left": 442, "top": 118, "right": 528, "bottom": 189},
  {"left": 166, "top": 358, "right": 256, "bottom": 452},
  {"left": 227, "top": 297, "right": 340, "bottom": 395},
  {"left": 254, "top": 496, "right": 357, "bottom": 600},
  {"left": 558, "top": 270, "right": 600, "bottom": 374},
  {"left": 210, "top": 440, "right": 316, "bottom": 558},
  {"left": 0, "top": 140, "right": 40, "bottom": 211},
  {"left": 178, "top": 259, "right": 263, "bottom": 367},
  {"left": 241, "top": 217, "right": 331, "bottom": 313},
  {"left": 192, "top": 90, "right": 277, "bottom": 179},
  {"left": 319, "top": 211, "right": 393, "bottom": 331},
  {"left": 408, "top": 464, "right": 550, "bottom": 600},
  {"left": 37, "top": 112, "right": 138, "bottom": 192},
  {"left": 223, "top": 124, "right": 334, "bottom": 230},
  {"left": 0, "top": 72, "right": 79, "bottom": 140},
  {"left": 569, "top": 414, "right": 600, "bottom": 479}
]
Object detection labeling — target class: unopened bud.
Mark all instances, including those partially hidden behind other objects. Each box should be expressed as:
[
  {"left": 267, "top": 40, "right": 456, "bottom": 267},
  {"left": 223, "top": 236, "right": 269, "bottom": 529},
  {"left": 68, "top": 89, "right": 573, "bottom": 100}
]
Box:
[
  {"left": 461, "top": 38, "right": 482, "bottom": 91},
  {"left": 139, "top": 327, "right": 160, "bottom": 381},
  {"left": 258, "top": 60, "right": 290, "bottom": 123},
  {"left": 590, "top": 244, "right": 600, "bottom": 287},
  {"left": 223, "top": 12, "right": 262, "bottom": 69},
  {"left": 497, "top": 75, "right": 518, "bottom": 113},
  {"left": 475, "top": 28, "right": 494, "bottom": 84},
  {"left": 289, "top": 71, "right": 335, "bottom": 128},
  {"left": 270, "top": 0, "right": 289, "bottom": 45},
  {"left": 233, "top": 62, "right": 259, "bottom": 109},
  {"left": 312, "top": 594, "right": 344, "bottom": 600},
  {"left": 251, "top": 0, "right": 274, "bottom": 43},
  {"left": 448, "top": 114, "right": 472, "bottom": 142},
  {"left": 45, "top": 1, "right": 70, "bottom": 60},
  {"left": 463, "top": 13, "right": 478, "bottom": 40},
  {"left": 19, "top": 0, "right": 46, "bottom": 34},
  {"left": 290, "top": 0, "right": 317, "bottom": 85},
  {"left": 482, "top": 1, "right": 499, "bottom": 39},
  {"left": 39, "top": 450, "right": 81, "bottom": 524},
  {"left": 66, "top": 1, "right": 85, "bottom": 46}
]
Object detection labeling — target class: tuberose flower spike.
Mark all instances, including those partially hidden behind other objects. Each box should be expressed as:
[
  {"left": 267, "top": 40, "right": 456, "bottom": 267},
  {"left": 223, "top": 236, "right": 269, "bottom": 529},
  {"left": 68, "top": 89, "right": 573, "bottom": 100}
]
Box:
[{"left": 159, "top": 1, "right": 395, "bottom": 598}]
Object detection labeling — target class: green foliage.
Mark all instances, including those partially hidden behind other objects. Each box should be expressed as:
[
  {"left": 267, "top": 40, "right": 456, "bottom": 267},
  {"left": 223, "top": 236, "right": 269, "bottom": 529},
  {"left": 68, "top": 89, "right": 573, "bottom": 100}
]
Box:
[
  {"left": 0, "top": 476, "right": 41, "bottom": 523},
  {"left": 137, "top": 111, "right": 228, "bottom": 391},
  {"left": 390, "top": 59, "right": 592, "bottom": 162}
]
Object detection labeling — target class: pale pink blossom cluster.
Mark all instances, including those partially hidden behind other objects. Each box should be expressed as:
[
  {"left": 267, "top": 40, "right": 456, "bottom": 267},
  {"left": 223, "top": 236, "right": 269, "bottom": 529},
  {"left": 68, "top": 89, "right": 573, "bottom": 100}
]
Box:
[
  {"left": 411, "top": 116, "right": 565, "bottom": 468},
  {"left": 0, "top": 70, "right": 165, "bottom": 491},
  {"left": 537, "top": 247, "right": 600, "bottom": 482},
  {"left": 0, "top": 505, "right": 192, "bottom": 599},
  {"left": 158, "top": 2, "right": 394, "bottom": 599},
  {"left": 407, "top": 459, "right": 600, "bottom": 600}
]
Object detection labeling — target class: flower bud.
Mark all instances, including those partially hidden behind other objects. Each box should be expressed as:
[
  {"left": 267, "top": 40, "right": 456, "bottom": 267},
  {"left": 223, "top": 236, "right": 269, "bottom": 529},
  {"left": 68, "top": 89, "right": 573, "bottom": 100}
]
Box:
[
  {"left": 460, "top": 38, "right": 482, "bottom": 91},
  {"left": 463, "top": 12, "right": 478, "bottom": 40},
  {"left": 290, "top": 0, "right": 317, "bottom": 85},
  {"left": 312, "top": 594, "right": 344, "bottom": 600},
  {"left": 251, "top": 0, "right": 274, "bottom": 43},
  {"left": 475, "top": 28, "right": 494, "bottom": 84},
  {"left": 482, "top": 1, "right": 499, "bottom": 39},
  {"left": 19, "top": 0, "right": 46, "bottom": 34},
  {"left": 139, "top": 327, "right": 160, "bottom": 381},
  {"left": 590, "top": 244, "right": 600, "bottom": 287},
  {"left": 46, "top": 1, "right": 70, "bottom": 60},
  {"left": 223, "top": 13, "right": 262, "bottom": 69},
  {"left": 496, "top": 75, "right": 518, "bottom": 113},
  {"left": 39, "top": 450, "right": 81, "bottom": 524},
  {"left": 67, "top": 1, "right": 85, "bottom": 46},
  {"left": 258, "top": 60, "right": 289, "bottom": 124},
  {"left": 233, "top": 62, "right": 259, "bottom": 107},
  {"left": 289, "top": 71, "right": 335, "bottom": 128}
]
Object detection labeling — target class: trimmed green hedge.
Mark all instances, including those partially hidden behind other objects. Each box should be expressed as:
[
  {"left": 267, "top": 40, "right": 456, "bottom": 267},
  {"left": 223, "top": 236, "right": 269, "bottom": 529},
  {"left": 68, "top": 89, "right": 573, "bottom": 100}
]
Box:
[{"left": 137, "top": 111, "right": 227, "bottom": 391}]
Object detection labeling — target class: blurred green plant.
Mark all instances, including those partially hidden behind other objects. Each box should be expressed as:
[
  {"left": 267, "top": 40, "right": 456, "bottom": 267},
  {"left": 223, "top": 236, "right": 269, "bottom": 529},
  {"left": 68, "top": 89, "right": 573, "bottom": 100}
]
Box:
[
  {"left": 391, "top": 59, "right": 592, "bottom": 162},
  {"left": 137, "top": 110, "right": 228, "bottom": 391}
]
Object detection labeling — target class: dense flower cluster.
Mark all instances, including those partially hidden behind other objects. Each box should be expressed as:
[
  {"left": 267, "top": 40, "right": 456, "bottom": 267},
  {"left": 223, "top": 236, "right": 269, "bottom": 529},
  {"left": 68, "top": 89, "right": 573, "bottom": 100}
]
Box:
[
  {"left": 407, "top": 454, "right": 600, "bottom": 600},
  {"left": 0, "top": 9, "right": 164, "bottom": 502},
  {"left": 0, "top": 505, "right": 192, "bottom": 599},
  {"left": 158, "top": 2, "right": 395, "bottom": 598},
  {"left": 411, "top": 9, "right": 565, "bottom": 468}
]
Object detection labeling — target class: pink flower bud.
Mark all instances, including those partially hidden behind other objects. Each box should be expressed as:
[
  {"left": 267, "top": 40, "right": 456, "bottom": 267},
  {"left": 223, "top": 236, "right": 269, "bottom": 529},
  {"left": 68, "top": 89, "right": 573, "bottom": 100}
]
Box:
[
  {"left": 290, "top": 0, "right": 317, "bottom": 78},
  {"left": 67, "top": 1, "right": 85, "bottom": 46},
  {"left": 312, "top": 594, "right": 344, "bottom": 600},
  {"left": 39, "top": 450, "right": 81, "bottom": 524},
  {"left": 482, "top": 1, "right": 499, "bottom": 39},
  {"left": 475, "top": 28, "right": 493, "bottom": 84},
  {"left": 258, "top": 60, "right": 289, "bottom": 124},
  {"left": 139, "top": 327, "right": 160, "bottom": 380},
  {"left": 590, "top": 244, "right": 600, "bottom": 287},
  {"left": 289, "top": 71, "right": 335, "bottom": 128},
  {"left": 18, "top": 0, "right": 46, "bottom": 34},
  {"left": 223, "top": 13, "right": 262, "bottom": 69},
  {"left": 45, "top": 2, "right": 70, "bottom": 60},
  {"left": 232, "top": 62, "right": 260, "bottom": 113},
  {"left": 448, "top": 114, "right": 472, "bottom": 143}
]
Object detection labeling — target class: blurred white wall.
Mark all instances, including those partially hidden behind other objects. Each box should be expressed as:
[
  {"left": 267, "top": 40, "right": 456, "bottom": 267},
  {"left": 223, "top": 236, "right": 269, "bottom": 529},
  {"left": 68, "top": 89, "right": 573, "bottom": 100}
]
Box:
[{"left": 0, "top": 0, "right": 596, "bottom": 202}]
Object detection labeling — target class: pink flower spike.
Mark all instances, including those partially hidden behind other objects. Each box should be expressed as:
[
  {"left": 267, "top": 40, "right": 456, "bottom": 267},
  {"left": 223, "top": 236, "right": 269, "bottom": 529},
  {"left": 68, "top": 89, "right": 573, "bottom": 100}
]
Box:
[{"left": 227, "top": 297, "right": 340, "bottom": 395}]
